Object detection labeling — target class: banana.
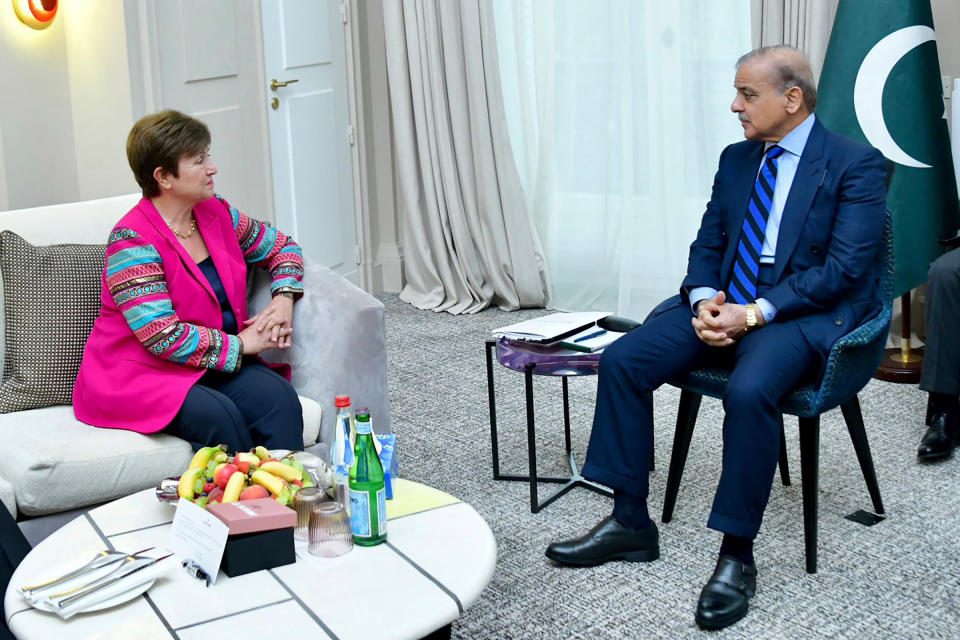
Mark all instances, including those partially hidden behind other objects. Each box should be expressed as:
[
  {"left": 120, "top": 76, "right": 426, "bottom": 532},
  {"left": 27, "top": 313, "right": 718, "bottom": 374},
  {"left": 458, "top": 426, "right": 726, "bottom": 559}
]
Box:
[
  {"left": 253, "top": 445, "right": 271, "bottom": 461},
  {"left": 178, "top": 468, "right": 204, "bottom": 500},
  {"left": 188, "top": 444, "right": 227, "bottom": 470},
  {"left": 251, "top": 469, "right": 286, "bottom": 496},
  {"left": 259, "top": 461, "right": 302, "bottom": 483},
  {"left": 222, "top": 471, "right": 246, "bottom": 503},
  {"left": 212, "top": 451, "right": 228, "bottom": 463}
]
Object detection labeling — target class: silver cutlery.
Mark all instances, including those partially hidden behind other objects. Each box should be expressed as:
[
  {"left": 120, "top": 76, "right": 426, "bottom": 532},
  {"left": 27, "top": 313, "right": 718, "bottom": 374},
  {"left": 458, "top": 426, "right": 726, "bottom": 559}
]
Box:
[
  {"left": 53, "top": 553, "right": 173, "bottom": 610},
  {"left": 20, "top": 547, "right": 155, "bottom": 596}
]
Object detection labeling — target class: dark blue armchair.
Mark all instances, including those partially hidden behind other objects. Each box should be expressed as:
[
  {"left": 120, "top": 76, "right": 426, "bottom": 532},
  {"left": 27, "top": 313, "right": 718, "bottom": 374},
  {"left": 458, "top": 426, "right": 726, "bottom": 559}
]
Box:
[{"left": 661, "top": 211, "right": 893, "bottom": 574}]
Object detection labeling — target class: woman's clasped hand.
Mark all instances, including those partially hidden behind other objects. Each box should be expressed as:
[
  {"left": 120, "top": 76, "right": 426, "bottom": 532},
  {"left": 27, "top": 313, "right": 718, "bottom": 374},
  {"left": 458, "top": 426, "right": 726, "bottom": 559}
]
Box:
[{"left": 240, "top": 295, "right": 295, "bottom": 354}]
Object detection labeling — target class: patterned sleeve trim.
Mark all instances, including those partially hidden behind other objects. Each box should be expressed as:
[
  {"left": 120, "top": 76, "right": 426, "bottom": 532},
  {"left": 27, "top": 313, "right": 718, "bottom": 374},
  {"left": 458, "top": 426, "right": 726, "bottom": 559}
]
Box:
[
  {"left": 218, "top": 195, "right": 304, "bottom": 299},
  {"left": 106, "top": 228, "right": 242, "bottom": 373}
]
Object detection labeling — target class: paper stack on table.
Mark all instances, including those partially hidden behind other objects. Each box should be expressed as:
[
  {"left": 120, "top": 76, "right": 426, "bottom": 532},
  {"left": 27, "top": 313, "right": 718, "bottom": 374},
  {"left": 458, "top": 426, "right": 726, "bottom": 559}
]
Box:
[{"left": 492, "top": 311, "right": 611, "bottom": 343}]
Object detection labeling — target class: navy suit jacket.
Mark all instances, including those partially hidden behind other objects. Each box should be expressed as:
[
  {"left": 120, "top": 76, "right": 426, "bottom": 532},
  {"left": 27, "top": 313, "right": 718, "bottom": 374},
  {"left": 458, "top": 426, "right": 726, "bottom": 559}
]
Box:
[{"left": 675, "top": 118, "right": 887, "bottom": 355}]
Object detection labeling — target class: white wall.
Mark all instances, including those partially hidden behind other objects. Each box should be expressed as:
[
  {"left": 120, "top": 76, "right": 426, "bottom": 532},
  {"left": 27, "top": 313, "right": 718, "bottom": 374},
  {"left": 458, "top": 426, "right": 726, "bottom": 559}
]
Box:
[
  {"left": 0, "top": 0, "right": 135, "bottom": 213},
  {"left": 354, "top": 0, "right": 401, "bottom": 293},
  {"left": 0, "top": 123, "right": 8, "bottom": 210},
  {"left": 62, "top": 1, "right": 136, "bottom": 202},
  {"left": 0, "top": 4, "right": 81, "bottom": 210},
  {"left": 933, "top": 0, "right": 959, "bottom": 81},
  {"left": 932, "top": 0, "right": 959, "bottom": 134}
]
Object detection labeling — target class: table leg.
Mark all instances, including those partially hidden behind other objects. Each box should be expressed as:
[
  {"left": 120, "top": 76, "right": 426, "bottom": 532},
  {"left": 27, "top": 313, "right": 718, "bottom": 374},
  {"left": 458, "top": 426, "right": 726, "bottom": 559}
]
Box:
[
  {"left": 524, "top": 362, "right": 539, "bottom": 512},
  {"left": 489, "top": 349, "right": 612, "bottom": 513},
  {"left": 486, "top": 340, "right": 501, "bottom": 479}
]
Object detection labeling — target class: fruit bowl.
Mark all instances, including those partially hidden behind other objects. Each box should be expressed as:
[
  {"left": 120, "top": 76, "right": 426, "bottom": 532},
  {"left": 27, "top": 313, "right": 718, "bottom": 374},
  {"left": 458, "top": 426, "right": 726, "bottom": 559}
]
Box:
[{"left": 155, "top": 448, "right": 333, "bottom": 506}]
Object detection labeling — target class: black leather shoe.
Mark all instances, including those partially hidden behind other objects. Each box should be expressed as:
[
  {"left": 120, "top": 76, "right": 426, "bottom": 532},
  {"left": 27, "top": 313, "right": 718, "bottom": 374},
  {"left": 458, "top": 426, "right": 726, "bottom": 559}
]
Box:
[
  {"left": 917, "top": 411, "right": 959, "bottom": 460},
  {"left": 545, "top": 516, "right": 659, "bottom": 567},
  {"left": 695, "top": 555, "right": 757, "bottom": 630}
]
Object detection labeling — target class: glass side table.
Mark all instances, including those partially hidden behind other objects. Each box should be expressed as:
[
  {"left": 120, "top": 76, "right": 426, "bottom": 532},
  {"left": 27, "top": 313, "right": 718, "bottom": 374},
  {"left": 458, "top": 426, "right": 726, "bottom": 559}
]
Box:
[{"left": 486, "top": 338, "right": 648, "bottom": 513}]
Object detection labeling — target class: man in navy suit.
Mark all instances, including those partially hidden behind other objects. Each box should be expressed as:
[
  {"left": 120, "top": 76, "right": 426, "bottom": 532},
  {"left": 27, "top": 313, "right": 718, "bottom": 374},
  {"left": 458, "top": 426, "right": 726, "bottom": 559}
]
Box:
[{"left": 545, "top": 46, "right": 887, "bottom": 630}]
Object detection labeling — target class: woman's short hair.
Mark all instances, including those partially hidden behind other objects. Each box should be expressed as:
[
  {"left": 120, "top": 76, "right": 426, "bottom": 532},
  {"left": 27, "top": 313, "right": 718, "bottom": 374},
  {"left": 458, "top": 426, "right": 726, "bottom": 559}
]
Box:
[{"left": 126, "top": 110, "right": 211, "bottom": 198}]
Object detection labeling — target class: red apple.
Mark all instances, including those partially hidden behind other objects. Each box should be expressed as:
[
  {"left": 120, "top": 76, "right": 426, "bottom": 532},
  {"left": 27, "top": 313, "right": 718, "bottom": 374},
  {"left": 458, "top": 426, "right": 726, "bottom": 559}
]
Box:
[
  {"left": 239, "top": 485, "right": 270, "bottom": 501},
  {"left": 203, "top": 482, "right": 216, "bottom": 494},
  {"left": 207, "top": 487, "right": 225, "bottom": 504},
  {"left": 214, "top": 463, "right": 240, "bottom": 490},
  {"left": 292, "top": 479, "right": 303, "bottom": 488},
  {"left": 234, "top": 452, "right": 260, "bottom": 474}
]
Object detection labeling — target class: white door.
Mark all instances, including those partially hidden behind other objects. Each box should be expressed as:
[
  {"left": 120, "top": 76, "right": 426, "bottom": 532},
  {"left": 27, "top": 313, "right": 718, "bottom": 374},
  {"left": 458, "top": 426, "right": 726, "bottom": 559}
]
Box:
[
  {"left": 145, "top": 0, "right": 273, "bottom": 221},
  {"left": 260, "top": 0, "right": 359, "bottom": 283}
]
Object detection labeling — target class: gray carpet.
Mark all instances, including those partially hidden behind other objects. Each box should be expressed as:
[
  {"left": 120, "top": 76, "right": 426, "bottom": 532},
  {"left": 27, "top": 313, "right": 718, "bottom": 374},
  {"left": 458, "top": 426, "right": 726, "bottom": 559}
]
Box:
[{"left": 380, "top": 294, "right": 960, "bottom": 639}]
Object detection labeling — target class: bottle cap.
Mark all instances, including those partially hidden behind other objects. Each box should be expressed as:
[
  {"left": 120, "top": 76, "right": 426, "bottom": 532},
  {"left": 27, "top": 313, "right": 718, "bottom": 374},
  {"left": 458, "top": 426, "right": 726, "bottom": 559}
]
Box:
[
  {"left": 335, "top": 395, "right": 350, "bottom": 408},
  {"left": 355, "top": 408, "right": 370, "bottom": 420}
]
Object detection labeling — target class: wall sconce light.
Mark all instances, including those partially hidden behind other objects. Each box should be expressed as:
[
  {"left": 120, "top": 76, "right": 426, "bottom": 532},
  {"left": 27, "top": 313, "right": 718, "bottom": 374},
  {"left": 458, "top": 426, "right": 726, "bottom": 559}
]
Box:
[{"left": 13, "top": 0, "right": 57, "bottom": 30}]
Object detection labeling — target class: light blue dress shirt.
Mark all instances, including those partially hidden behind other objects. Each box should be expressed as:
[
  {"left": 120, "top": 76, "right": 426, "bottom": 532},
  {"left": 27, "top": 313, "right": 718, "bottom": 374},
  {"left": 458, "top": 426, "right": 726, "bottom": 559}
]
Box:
[{"left": 690, "top": 113, "right": 817, "bottom": 322}]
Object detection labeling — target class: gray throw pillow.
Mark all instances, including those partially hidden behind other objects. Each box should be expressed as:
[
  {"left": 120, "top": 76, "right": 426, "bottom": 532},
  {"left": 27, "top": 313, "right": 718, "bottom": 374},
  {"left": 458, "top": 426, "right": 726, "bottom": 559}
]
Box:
[{"left": 0, "top": 231, "right": 105, "bottom": 412}]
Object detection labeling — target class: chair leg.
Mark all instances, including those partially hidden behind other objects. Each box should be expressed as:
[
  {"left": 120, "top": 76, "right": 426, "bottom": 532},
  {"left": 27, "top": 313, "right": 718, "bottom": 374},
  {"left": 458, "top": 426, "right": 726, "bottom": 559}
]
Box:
[
  {"left": 840, "top": 397, "right": 885, "bottom": 515},
  {"left": 661, "top": 390, "right": 701, "bottom": 523},
  {"left": 778, "top": 416, "right": 790, "bottom": 486},
  {"left": 798, "top": 416, "right": 820, "bottom": 574}
]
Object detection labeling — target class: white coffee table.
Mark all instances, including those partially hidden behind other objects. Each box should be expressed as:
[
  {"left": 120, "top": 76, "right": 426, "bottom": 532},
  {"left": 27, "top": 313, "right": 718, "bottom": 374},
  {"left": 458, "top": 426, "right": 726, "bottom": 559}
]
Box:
[{"left": 4, "top": 479, "right": 496, "bottom": 640}]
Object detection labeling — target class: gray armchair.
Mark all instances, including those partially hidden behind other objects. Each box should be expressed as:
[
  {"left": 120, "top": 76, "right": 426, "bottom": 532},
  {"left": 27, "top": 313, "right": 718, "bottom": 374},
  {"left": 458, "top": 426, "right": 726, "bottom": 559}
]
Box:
[{"left": 250, "top": 258, "right": 391, "bottom": 449}]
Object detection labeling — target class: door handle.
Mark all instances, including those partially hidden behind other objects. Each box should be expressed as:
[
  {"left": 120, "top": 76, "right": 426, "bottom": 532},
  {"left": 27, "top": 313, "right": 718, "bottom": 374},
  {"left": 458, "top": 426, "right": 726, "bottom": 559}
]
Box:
[{"left": 270, "top": 78, "right": 300, "bottom": 91}]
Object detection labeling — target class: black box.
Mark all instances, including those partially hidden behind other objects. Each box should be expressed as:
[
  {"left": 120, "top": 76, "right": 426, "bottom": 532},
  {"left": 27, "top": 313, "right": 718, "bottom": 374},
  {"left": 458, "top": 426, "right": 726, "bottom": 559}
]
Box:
[{"left": 220, "top": 527, "right": 295, "bottom": 578}]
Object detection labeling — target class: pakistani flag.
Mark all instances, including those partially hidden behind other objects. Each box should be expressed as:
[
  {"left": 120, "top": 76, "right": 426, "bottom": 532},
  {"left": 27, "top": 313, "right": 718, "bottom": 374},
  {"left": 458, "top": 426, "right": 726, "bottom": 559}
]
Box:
[{"left": 817, "top": 0, "right": 960, "bottom": 297}]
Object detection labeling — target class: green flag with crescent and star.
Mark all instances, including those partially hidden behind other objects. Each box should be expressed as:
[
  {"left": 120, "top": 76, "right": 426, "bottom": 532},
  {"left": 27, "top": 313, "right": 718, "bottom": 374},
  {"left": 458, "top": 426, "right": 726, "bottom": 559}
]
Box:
[{"left": 817, "top": 0, "right": 960, "bottom": 297}]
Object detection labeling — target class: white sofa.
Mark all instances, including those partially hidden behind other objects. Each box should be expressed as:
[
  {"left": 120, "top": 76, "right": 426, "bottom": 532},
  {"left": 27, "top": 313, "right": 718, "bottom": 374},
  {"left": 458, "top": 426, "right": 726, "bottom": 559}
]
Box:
[{"left": 0, "top": 194, "right": 389, "bottom": 518}]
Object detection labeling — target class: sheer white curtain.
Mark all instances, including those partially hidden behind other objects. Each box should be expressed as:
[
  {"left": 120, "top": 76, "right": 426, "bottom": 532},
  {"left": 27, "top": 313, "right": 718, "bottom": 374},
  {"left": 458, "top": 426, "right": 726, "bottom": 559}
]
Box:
[{"left": 494, "top": 0, "right": 751, "bottom": 319}]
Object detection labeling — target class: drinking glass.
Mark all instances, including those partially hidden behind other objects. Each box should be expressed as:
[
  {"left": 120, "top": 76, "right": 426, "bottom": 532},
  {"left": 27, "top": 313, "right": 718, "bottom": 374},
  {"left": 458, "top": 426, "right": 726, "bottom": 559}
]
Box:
[
  {"left": 308, "top": 502, "right": 353, "bottom": 557},
  {"left": 293, "top": 487, "right": 325, "bottom": 541}
]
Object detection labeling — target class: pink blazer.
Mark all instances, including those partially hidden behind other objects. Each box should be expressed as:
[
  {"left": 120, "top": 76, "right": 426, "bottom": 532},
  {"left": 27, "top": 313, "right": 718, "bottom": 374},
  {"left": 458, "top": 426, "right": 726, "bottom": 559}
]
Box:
[{"left": 74, "top": 196, "right": 296, "bottom": 433}]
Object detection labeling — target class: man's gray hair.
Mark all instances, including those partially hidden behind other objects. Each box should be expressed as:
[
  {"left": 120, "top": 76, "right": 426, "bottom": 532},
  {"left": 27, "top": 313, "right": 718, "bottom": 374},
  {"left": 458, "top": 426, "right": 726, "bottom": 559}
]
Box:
[{"left": 736, "top": 45, "right": 817, "bottom": 112}]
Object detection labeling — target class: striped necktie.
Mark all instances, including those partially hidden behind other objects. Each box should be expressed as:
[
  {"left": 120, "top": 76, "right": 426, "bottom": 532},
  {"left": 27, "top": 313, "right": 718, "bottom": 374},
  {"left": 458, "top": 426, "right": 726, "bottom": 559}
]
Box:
[{"left": 727, "top": 145, "right": 784, "bottom": 304}]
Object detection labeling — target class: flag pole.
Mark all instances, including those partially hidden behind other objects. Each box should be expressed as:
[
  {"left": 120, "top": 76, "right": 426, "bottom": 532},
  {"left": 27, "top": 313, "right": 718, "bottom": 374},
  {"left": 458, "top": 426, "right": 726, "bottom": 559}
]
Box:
[{"left": 874, "top": 292, "right": 924, "bottom": 383}]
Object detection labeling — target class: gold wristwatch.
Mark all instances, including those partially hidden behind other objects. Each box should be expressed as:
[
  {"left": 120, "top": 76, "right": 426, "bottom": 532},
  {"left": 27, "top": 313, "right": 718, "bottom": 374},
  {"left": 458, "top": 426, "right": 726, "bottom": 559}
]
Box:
[{"left": 745, "top": 303, "right": 759, "bottom": 332}]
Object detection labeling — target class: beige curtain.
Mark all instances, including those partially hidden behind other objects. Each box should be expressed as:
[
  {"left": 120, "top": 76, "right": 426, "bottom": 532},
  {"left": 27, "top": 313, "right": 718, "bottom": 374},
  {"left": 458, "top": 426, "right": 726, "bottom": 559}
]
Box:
[
  {"left": 383, "top": 0, "right": 547, "bottom": 314},
  {"left": 751, "top": 0, "right": 839, "bottom": 80}
]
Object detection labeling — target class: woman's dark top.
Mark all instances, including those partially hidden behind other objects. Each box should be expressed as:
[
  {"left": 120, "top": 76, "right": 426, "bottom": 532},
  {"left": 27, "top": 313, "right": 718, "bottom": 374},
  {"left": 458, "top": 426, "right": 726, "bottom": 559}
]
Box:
[{"left": 197, "top": 257, "right": 238, "bottom": 335}]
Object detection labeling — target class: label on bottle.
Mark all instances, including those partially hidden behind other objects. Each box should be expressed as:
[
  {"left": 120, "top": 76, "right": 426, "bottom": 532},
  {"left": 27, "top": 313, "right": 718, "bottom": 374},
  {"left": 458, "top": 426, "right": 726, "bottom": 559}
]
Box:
[
  {"left": 375, "top": 488, "right": 387, "bottom": 536},
  {"left": 356, "top": 420, "right": 372, "bottom": 435},
  {"left": 349, "top": 488, "right": 387, "bottom": 538},
  {"left": 349, "top": 489, "right": 371, "bottom": 537}
]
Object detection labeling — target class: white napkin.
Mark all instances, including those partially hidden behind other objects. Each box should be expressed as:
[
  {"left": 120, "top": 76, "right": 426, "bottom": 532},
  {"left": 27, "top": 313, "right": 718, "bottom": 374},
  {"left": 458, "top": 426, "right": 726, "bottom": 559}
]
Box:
[{"left": 24, "top": 557, "right": 173, "bottom": 620}]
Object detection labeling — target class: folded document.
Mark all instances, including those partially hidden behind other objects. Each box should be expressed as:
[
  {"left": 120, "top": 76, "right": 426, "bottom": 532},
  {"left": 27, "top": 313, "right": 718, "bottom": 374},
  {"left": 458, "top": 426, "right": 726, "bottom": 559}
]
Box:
[{"left": 492, "top": 311, "right": 611, "bottom": 342}]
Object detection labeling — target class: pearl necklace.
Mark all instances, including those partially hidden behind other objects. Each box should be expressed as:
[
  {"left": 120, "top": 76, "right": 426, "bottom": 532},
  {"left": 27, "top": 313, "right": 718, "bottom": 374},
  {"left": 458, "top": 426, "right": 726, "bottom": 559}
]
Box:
[{"left": 166, "top": 213, "right": 197, "bottom": 239}]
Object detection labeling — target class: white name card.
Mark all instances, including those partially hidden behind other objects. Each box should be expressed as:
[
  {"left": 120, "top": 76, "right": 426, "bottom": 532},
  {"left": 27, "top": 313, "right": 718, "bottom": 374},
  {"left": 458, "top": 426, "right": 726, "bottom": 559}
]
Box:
[{"left": 167, "top": 499, "right": 229, "bottom": 585}]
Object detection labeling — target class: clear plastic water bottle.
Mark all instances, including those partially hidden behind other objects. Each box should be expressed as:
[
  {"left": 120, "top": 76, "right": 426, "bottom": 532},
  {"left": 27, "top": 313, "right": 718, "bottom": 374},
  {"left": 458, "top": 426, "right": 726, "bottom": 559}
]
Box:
[{"left": 331, "top": 395, "right": 354, "bottom": 511}]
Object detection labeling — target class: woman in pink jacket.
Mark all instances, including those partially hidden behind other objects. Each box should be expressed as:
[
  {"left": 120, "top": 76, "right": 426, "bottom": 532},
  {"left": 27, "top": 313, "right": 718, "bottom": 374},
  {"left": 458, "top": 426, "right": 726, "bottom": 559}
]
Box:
[{"left": 74, "top": 110, "right": 304, "bottom": 452}]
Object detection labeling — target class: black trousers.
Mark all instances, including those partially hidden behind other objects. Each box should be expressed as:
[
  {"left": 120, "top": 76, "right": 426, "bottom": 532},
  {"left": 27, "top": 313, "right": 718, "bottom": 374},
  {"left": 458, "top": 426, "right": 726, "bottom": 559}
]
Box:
[
  {"left": 166, "top": 362, "right": 304, "bottom": 452},
  {"left": 920, "top": 248, "right": 960, "bottom": 396},
  {"left": 0, "top": 506, "right": 30, "bottom": 637}
]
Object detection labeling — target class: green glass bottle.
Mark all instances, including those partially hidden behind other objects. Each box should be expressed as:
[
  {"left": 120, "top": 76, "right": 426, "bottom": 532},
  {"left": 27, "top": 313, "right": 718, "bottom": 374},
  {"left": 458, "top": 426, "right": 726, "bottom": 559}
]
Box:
[{"left": 348, "top": 409, "right": 387, "bottom": 546}]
